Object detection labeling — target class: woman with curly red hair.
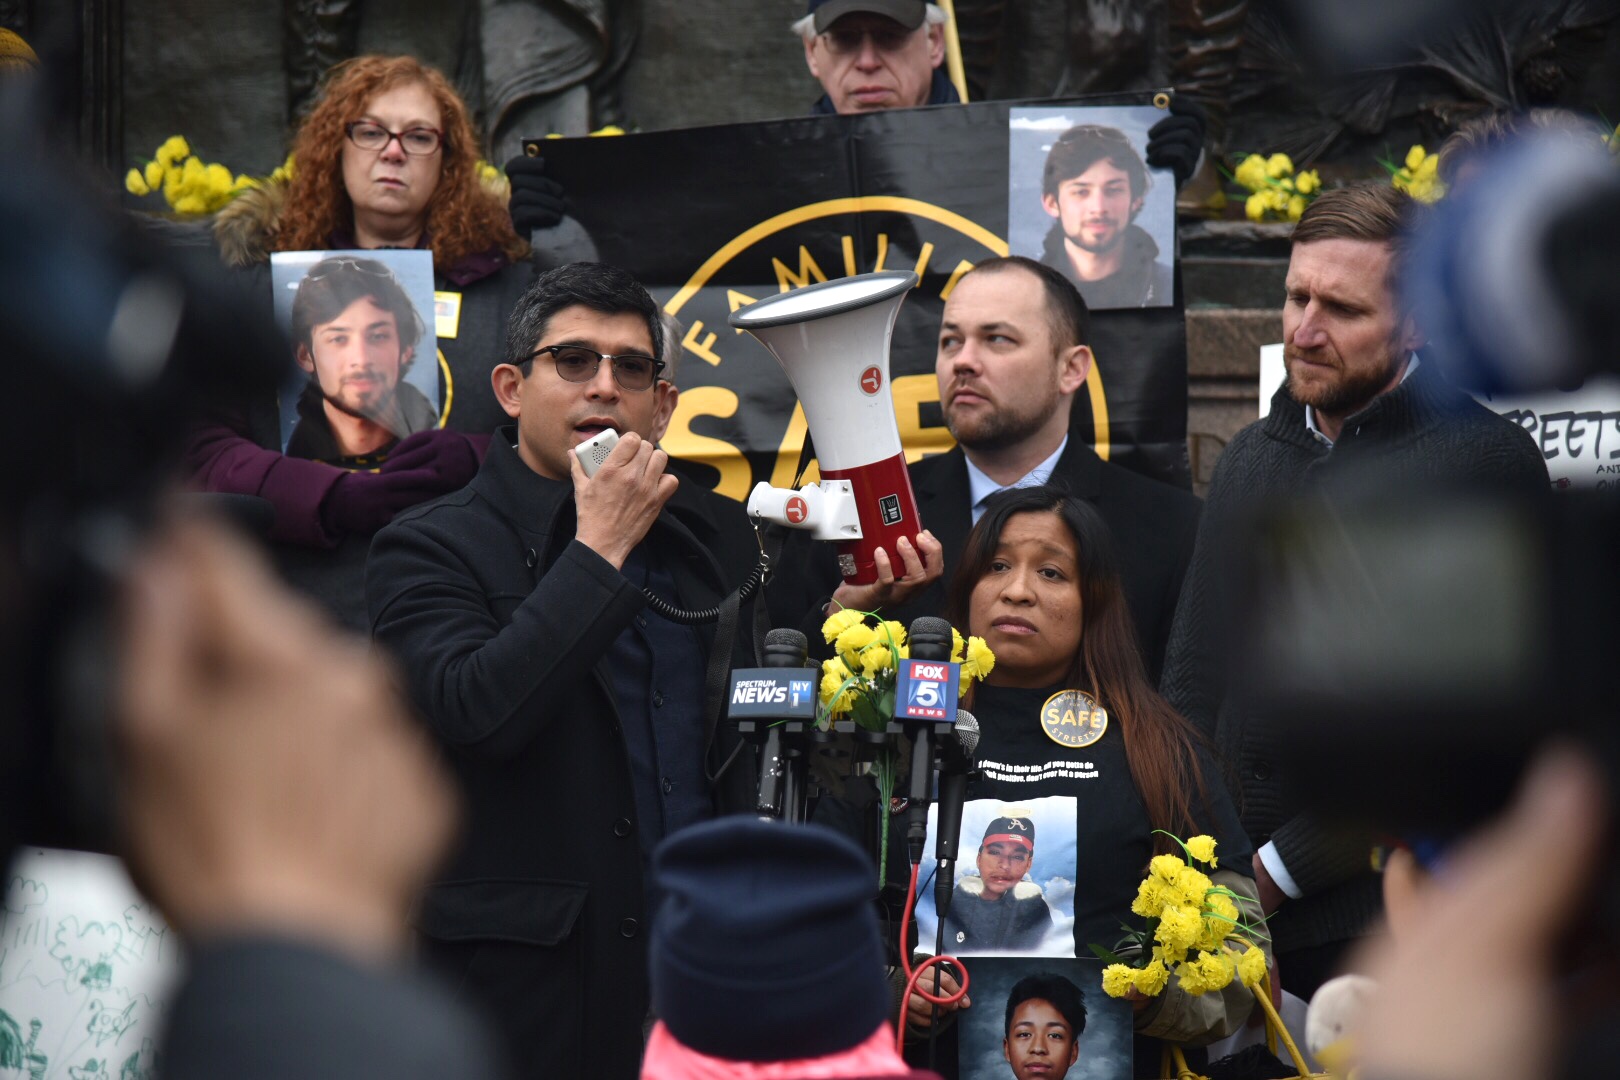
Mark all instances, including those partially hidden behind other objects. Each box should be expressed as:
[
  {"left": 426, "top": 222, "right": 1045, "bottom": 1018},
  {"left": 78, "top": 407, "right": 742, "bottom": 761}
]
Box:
[{"left": 187, "top": 55, "right": 537, "bottom": 629}]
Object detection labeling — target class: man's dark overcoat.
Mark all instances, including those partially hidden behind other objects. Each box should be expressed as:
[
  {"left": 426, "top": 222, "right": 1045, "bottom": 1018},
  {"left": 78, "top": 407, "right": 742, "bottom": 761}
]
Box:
[{"left": 367, "top": 430, "right": 760, "bottom": 1080}]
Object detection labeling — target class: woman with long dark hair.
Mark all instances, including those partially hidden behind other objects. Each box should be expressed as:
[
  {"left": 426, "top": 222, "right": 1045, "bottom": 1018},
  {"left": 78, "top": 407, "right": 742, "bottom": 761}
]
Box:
[
  {"left": 184, "top": 55, "right": 536, "bottom": 627},
  {"left": 911, "top": 485, "right": 1264, "bottom": 1064}
]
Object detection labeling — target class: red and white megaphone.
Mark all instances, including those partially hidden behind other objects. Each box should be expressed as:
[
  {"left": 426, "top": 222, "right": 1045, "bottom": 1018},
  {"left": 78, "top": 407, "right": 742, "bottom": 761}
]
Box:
[{"left": 729, "top": 270, "right": 923, "bottom": 585}]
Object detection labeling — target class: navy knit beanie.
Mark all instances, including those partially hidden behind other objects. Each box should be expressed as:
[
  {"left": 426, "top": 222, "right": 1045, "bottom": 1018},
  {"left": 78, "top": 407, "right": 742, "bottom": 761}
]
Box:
[{"left": 649, "top": 818, "right": 891, "bottom": 1062}]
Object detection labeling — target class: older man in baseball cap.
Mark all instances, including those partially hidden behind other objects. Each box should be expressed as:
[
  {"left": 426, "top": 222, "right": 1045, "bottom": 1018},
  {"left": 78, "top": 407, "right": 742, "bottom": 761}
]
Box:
[{"left": 795, "top": 0, "right": 957, "bottom": 115}]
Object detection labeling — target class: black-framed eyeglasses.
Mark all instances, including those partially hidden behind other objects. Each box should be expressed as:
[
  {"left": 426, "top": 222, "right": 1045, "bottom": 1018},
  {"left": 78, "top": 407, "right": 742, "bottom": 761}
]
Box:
[
  {"left": 521, "top": 345, "right": 666, "bottom": 391},
  {"left": 345, "top": 121, "right": 443, "bottom": 156}
]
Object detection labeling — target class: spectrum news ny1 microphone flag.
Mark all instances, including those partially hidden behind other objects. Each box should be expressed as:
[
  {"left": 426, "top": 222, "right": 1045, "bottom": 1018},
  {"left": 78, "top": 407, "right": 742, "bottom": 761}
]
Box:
[{"left": 534, "top": 91, "right": 1191, "bottom": 497}]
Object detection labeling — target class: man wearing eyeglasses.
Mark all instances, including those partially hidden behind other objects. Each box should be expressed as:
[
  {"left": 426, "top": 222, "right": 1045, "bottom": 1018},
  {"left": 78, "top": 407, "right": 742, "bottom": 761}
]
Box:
[
  {"left": 366, "top": 261, "right": 765, "bottom": 1080},
  {"left": 796, "top": 0, "right": 957, "bottom": 115}
]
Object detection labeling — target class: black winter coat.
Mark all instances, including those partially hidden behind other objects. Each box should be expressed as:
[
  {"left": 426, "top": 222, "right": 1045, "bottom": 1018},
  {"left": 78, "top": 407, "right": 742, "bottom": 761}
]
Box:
[
  {"left": 366, "top": 431, "right": 761, "bottom": 1080},
  {"left": 1160, "top": 360, "right": 1549, "bottom": 956}
]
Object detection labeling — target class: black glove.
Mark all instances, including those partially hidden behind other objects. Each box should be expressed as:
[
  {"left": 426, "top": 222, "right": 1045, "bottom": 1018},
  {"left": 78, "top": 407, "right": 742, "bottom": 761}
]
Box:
[
  {"left": 320, "top": 429, "right": 483, "bottom": 537},
  {"left": 1146, "top": 96, "right": 1207, "bottom": 189},
  {"left": 505, "top": 154, "right": 568, "bottom": 233}
]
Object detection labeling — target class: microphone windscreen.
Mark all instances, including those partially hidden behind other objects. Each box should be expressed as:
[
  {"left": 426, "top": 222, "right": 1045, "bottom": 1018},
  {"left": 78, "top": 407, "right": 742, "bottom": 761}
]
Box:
[
  {"left": 764, "top": 627, "right": 808, "bottom": 651},
  {"left": 907, "top": 616, "right": 952, "bottom": 640},
  {"left": 953, "top": 709, "right": 980, "bottom": 758},
  {"left": 907, "top": 616, "right": 953, "bottom": 660}
]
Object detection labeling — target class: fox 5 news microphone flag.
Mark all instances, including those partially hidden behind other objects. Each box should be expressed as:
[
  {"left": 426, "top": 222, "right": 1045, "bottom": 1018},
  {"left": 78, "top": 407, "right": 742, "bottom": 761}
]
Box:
[{"left": 534, "top": 91, "right": 1191, "bottom": 496}]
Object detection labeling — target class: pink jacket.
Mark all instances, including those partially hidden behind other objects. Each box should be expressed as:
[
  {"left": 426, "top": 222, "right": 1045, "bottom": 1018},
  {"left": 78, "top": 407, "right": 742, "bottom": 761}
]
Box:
[{"left": 639, "top": 1023, "right": 942, "bottom": 1080}]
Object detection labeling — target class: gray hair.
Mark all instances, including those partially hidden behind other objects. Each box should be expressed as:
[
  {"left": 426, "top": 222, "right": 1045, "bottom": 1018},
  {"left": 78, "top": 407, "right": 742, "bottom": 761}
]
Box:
[
  {"left": 791, "top": 3, "right": 947, "bottom": 39},
  {"left": 659, "top": 311, "right": 684, "bottom": 386}
]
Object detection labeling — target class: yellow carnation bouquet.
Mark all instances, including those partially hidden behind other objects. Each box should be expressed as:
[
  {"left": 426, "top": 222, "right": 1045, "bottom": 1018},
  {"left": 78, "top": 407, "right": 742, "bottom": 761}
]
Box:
[
  {"left": 125, "top": 135, "right": 257, "bottom": 217},
  {"left": 1227, "top": 151, "right": 1321, "bottom": 223},
  {"left": 817, "top": 606, "right": 994, "bottom": 879},
  {"left": 1092, "top": 833, "right": 1269, "bottom": 1001}
]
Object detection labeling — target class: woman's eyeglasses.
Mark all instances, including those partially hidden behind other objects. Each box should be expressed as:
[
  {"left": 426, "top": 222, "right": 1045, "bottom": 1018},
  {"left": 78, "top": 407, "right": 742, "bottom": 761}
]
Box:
[
  {"left": 522, "top": 345, "right": 666, "bottom": 391},
  {"left": 345, "top": 121, "right": 443, "bottom": 156}
]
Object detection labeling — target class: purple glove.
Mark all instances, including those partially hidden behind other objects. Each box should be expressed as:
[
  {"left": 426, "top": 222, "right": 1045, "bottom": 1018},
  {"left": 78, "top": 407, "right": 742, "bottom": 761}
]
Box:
[{"left": 319, "top": 429, "right": 482, "bottom": 538}]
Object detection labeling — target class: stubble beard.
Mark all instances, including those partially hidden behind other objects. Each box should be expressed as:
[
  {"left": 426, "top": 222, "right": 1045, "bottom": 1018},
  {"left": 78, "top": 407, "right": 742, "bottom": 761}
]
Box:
[
  {"left": 1285, "top": 341, "right": 1407, "bottom": 420},
  {"left": 1065, "top": 220, "right": 1125, "bottom": 256},
  {"left": 946, "top": 394, "right": 1058, "bottom": 455}
]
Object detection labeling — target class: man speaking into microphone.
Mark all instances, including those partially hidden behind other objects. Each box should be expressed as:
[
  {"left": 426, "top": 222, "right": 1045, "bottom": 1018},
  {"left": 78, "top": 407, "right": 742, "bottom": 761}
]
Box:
[{"left": 366, "top": 262, "right": 768, "bottom": 1080}]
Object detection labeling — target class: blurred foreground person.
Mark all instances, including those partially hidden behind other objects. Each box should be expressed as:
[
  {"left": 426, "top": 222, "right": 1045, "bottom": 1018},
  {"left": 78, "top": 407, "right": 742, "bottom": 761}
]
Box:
[
  {"left": 1160, "top": 183, "right": 1548, "bottom": 1000},
  {"left": 1353, "top": 749, "right": 1605, "bottom": 1080},
  {"left": 643, "top": 817, "right": 941, "bottom": 1080},
  {"left": 0, "top": 80, "right": 501, "bottom": 1078},
  {"left": 121, "top": 514, "right": 499, "bottom": 1080},
  {"left": 189, "top": 54, "right": 534, "bottom": 628}
]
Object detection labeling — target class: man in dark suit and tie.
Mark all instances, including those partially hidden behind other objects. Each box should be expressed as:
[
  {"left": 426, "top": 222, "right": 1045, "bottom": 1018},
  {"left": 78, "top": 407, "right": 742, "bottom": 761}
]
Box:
[{"left": 834, "top": 255, "right": 1200, "bottom": 679}]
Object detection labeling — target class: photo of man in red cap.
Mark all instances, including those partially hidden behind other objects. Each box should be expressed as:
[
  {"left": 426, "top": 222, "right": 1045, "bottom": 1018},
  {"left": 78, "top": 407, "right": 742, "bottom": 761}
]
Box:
[{"left": 943, "top": 814, "right": 1056, "bottom": 954}]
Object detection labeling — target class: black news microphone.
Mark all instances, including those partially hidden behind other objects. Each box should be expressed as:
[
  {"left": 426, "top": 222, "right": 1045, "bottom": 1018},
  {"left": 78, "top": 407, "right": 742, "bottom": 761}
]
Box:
[
  {"left": 933, "top": 709, "right": 980, "bottom": 922},
  {"left": 905, "top": 617, "right": 955, "bottom": 864},
  {"left": 752, "top": 629, "right": 810, "bottom": 819}
]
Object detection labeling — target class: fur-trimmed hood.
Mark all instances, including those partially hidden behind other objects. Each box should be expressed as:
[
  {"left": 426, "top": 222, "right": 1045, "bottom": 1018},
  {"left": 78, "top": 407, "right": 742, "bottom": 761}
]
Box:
[
  {"left": 211, "top": 175, "right": 514, "bottom": 287},
  {"left": 212, "top": 177, "right": 289, "bottom": 269}
]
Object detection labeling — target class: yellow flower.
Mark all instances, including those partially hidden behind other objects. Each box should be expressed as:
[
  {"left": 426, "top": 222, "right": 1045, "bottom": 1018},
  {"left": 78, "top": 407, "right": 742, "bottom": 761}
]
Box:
[
  {"left": 1131, "top": 877, "right": 1174, "bottom": 918},
  {"left": 143, "top": 161, "right": 164, "bottom": 188},
  {"left": 1404, "top": 144, "right": 1428, "bottom": 172},
  {"left": 1199, "top": 892, "right": 1240, "bottom": 951},
  {"left": 877, "top": 620, "right": 907, "bottom": 651},
  {"left": 1154, "top": 904, "right": 1203, "bottom": 957},
  {"left": 172, "top": 193, "right": 208, "bottom": 216},
  {"left": 155, "top": 135, "right": 190, "bottom": 167},
  {"left": 1149, "top": 853, "right": 1185, "bottom": 882},
  {"left": 951, "top": 626, "right": 964, "bottom": 662},
  {"left": 1265, "top": 188, "right": 1289, "bottom": 212},
  {"left": 835, "top": 622, "right": 877, "bottom": 665},
  {"left": 125, "top": 168, "right": 150, "bottom": 196},
  {"left": 820, "top": 661, "right": 854, "bottom": 716},
  {"left": 1176, "top": 951, "right": 1235, "bottom": 997},
  {"left": 962, "top": 636, "right": 995, "bottom": 680},
  {"left": 860, "top": 645, "right": 893, "bottom": 677},
  {"left": 268, "top": 153, "right": 297, "bottom": 184},
  {"left": 1101, "top": 963, "right": 1135, "bottom": 998},
  {"left": 1184, "top": 835, "right": 1217, "bottom": 865},
  {"left": 1287, "top": 194, "right": 1307, "bottom": 221},
  {"left": 1132, "top": 958, "right": 1170, "bottom": 997},
  {"left": 821, "top": 607, "right": 866, "bottom": 643},
  {"left": 204, "top": 162, "right": 233, "bottom": 191},
  {"left": 1294, "top": 169, "right": 1319, "bottom": 195},
  {"left": 1236, "top": 944, "right": 1268, "bottom": 989},
  {"left": 1244, "top": 192, "right": 1267, "bottom": 222},
  {"left": 1205, "top": 891, "right": 1238, "bottom": 924},
  {"left": 589, "top": 125, "right": 626, "bottom": 136},
  {"left": 1234, "top": 154, "right": 1269, "bottom": 192},
  {"left": 1265, "top": 152, "right": 1293, "bottom": 179},
  {"left": 1173, "top": 866, "right": 1213, "bottom": 907}
]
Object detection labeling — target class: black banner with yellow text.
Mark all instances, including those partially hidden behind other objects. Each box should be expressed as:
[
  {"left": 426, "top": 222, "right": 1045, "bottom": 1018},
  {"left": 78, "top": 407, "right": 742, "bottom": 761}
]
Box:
[{"left": 537, "top": 96, "right": 1190, "bottom": 501}]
